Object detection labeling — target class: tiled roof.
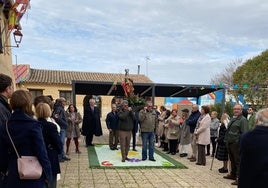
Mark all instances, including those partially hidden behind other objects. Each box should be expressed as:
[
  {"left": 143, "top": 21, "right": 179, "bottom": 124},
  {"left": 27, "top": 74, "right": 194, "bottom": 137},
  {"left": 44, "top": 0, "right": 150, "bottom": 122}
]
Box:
[
  {"left": 13, "top": 64, "right": 30, "bottom": 83},
  {"left": 13, "top": 65, "right": 153, "bottom": 85}
]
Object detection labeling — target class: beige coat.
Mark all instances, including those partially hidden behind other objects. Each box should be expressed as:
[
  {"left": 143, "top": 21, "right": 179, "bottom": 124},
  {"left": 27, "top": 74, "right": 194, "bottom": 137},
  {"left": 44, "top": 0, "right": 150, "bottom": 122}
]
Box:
[
  {"left": 195, "top": 113, "right": 211, "bottom": 145},
  {"left": 166, "top": 115, "right": 180, "bottom": 140},
  {"left": 162, "top": 121, "right": 169, "bottom": 143},
  {"left": 158, "top": 111, "right": 166, "bottom": 136}
]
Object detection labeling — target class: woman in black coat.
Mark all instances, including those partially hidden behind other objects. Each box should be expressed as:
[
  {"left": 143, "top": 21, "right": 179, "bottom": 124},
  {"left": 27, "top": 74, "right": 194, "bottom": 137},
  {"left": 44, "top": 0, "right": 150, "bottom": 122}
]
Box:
[
  {"left": 215, "top": 113, "right": 229, "bottom": 173},
  {"left": 0, "top": 90, "right": 52, "bottom": 188},
  {"left": 36, "top": 103, "right": 63, "bottom": 188},
  {"left": 81, "top": 95, "right": 103, "bottom": 146}
]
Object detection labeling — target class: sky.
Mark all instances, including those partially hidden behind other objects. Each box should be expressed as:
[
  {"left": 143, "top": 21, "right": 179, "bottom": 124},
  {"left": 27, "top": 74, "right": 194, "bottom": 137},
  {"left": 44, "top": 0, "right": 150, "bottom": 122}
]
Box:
[{"left": 12, "top": 0, "right": 268, "bottom": 85}]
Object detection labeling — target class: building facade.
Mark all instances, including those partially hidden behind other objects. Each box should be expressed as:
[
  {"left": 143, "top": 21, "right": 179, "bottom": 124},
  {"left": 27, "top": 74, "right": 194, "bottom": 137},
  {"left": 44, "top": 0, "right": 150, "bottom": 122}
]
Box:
[
  {"left": 0, "top": 1, "right": 18, "bottom": 81},
  {"left": 13, "top": 64, "right": 164, "bottom": 117}
]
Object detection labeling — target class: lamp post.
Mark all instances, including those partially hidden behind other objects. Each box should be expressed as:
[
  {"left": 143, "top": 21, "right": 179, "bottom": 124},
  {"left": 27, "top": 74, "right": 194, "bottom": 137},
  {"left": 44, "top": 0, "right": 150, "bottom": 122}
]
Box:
[{"left": 15, "top": 54, "right": 18, "bottom": 79}]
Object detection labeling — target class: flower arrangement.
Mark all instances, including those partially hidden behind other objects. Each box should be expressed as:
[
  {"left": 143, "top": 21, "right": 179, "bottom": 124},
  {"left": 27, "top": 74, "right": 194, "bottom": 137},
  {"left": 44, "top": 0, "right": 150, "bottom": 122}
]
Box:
[
  {"left": 122, "top": 69, "right": 146, "bottom": 111},
  {"left": 126, "top": 95, "right": 146, "bottom": 111}
]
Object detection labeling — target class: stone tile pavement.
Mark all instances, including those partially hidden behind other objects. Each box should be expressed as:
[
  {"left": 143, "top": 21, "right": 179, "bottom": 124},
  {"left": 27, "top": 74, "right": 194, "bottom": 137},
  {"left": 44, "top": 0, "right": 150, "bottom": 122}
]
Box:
[{"left": 57, "top": 123, "right": 236, "bottom": 188}]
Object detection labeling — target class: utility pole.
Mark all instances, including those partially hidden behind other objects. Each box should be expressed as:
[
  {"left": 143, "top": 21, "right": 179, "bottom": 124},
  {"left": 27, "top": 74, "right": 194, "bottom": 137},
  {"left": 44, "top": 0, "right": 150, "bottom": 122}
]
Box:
[
  {"left": 15, "top": 54, "right": 18, "bottom": 80},
  {"left": 145, "top": 56, "right": 150, "bottom": 77}
]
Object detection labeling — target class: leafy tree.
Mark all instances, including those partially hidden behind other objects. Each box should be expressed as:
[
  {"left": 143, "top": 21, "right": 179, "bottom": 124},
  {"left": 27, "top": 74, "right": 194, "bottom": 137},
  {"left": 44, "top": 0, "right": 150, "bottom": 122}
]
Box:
[
  {"left": 210, "top": 59, "right": 242, "bottom": 103},
  {"left": 233, "top": 50, "right": 268, "bottom": 108}
]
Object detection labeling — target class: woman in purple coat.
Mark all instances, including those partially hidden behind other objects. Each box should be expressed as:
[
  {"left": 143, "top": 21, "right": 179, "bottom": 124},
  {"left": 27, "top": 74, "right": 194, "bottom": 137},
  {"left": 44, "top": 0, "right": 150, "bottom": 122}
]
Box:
[{"left": 0, "top": 90, "right": 52, "bottom": 188}]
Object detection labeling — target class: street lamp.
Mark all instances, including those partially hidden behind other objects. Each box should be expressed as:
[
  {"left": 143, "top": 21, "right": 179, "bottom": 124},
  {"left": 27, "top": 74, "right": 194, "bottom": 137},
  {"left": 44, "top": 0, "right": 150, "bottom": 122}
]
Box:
[
  {"left": 0, "top": 29, "right": 23, "bottom": 53},
  {"left": 4, "top": 29, "right": 23, "bottom": 48},
  {"left": 12, "top": 29, "right": 23, "bottom": 47}
]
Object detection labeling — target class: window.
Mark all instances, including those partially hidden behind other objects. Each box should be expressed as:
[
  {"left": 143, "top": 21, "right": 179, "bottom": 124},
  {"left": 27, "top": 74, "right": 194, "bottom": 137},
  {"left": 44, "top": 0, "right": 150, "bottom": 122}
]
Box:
[
  {"left": 28, "top": 89, "right": 43, "bottom": 100},
  {"left": 59, "top": 91, "right": 72, "bottom": 105}
]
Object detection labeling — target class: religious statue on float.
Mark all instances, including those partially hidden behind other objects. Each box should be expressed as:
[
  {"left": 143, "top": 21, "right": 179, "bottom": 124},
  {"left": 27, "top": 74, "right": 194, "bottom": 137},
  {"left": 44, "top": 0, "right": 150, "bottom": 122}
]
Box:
[{"left": 121, "top": 69, "right": 145, "bottom": 111}]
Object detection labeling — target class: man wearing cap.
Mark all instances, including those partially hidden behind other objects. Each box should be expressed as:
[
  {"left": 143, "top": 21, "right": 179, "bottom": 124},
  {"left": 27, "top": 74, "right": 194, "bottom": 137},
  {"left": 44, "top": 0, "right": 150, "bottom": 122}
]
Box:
[{"left": 179, "top": 109, "right": 190, "bottom": 157}]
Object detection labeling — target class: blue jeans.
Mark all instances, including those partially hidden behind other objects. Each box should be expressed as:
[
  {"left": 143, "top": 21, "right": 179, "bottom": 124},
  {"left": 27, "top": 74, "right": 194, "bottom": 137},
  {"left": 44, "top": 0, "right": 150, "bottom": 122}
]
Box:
[
  {"left": 141, "top": 132, "right": 155, "bottom": 160},
  {"left": 59, "top": 129, "right": 66, "bottom": 158}
]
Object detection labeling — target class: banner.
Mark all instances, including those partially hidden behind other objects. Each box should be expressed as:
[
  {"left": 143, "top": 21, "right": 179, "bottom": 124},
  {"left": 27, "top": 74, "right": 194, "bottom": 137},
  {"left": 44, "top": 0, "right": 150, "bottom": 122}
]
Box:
[{"left": 8, "top": 0, "right": 30, "bottom": 30}]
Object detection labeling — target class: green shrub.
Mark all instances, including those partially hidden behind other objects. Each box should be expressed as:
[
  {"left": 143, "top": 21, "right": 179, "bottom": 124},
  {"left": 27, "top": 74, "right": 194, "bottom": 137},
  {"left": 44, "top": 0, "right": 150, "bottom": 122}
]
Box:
[{"left": 210, "top": 101, "right": 234, "bottom": 119}]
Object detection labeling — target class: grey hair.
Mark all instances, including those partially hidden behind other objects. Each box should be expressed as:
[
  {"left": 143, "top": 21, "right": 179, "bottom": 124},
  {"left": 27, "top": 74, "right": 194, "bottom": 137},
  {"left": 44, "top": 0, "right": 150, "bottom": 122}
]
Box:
[
  {"left": 120, "top": 100, "right": 129, "bottom": 107},
  {"left": 234, "top": 103, "right": 243, "bottom": 109},
  {"left": 255, "top": 108, "right": 268, "bottom": 127},
  {"left": 146, "top": 101, "right": 152, "bottom": 106}
]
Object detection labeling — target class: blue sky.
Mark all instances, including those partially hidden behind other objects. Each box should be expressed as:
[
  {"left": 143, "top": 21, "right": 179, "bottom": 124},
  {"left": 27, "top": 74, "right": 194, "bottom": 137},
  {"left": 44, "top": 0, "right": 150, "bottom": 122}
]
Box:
[{"left": 12, "top": 0, "right": 268, "bottom": 84}]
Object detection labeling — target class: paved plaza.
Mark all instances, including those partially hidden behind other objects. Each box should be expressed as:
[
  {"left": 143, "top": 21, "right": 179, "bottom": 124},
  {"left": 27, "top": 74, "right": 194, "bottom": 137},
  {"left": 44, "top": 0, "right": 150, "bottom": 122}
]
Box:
[{"left": 58, "top": 122, "right": 235, "bottom": 188}]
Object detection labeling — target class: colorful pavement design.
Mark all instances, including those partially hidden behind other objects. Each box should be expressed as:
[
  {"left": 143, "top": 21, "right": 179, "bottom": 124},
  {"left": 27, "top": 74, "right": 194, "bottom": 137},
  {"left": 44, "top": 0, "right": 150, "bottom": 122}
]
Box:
[{"left": 87, "top": 145, "right": 187, "bottom": 169}]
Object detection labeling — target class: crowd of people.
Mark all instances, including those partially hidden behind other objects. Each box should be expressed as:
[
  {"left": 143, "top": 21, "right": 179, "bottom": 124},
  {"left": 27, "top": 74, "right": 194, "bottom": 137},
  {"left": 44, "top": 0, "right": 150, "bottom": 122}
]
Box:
[
  {"left": 105, "top": 97, "right": 267, "bottom": 187},
  {"left": 0, "top": 73, "right": 104, "bottom": 188},
  {"left": 1, "top": 72, "right": 268, "bottom": 187}
]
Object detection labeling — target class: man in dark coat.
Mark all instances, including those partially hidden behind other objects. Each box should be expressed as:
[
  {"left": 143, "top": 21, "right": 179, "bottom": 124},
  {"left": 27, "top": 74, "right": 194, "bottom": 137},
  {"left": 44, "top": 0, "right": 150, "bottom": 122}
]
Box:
[
  {"left": 186, "top": 104, "right": 201, "bottom": 162},
  {"left": 0, "top": 73, "right": 13, "bottom": 127},
  {"left": 82, "top": 95, "right": 103, "bottom": 146},
  {"left": 238, "top": 108, "right": 268, "bottom": 188},
  {"left": 132, "top": 111, "right": 140, "bottom": 151},
  {"left": 247, "top": 106, "right": 256, "bottom": 130},
  {"left": 105, "top": 103, "right": 119, "bottom": 150},
  {"left": 0, "top": 73, "right": 13, "bottom": 186},
  {"left": 52, "top": 97, "right": 70, "bottom": 162}
]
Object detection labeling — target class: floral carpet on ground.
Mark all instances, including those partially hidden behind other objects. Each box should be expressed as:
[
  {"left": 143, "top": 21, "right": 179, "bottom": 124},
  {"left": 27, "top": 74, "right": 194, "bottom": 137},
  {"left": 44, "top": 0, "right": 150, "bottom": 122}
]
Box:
[{"left": 87, "top": 145, "right": 187, "bottom": 169}]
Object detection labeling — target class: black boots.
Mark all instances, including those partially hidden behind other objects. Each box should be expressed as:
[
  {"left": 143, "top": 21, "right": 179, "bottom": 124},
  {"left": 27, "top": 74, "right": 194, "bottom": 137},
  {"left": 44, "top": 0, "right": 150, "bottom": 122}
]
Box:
[{"left": 162, "top": 143, "right": 169, "bottom": 151}]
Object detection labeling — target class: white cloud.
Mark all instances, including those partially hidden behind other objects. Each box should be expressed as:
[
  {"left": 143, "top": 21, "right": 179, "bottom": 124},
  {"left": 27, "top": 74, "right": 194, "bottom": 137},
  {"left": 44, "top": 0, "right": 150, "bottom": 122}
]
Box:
[{"left": 14, "top": 0, "right": 268, "bottom": 85}]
